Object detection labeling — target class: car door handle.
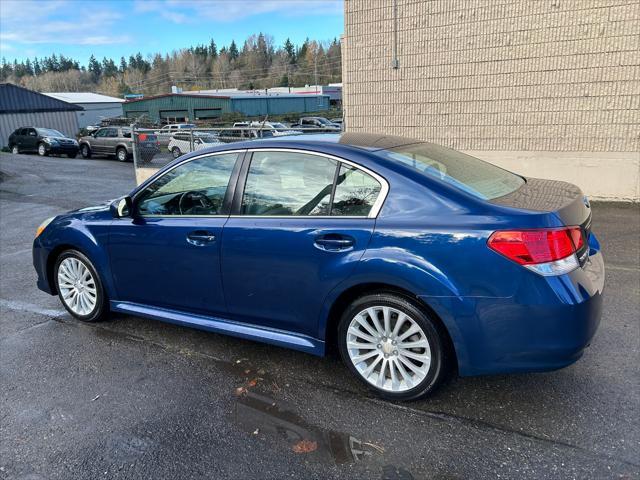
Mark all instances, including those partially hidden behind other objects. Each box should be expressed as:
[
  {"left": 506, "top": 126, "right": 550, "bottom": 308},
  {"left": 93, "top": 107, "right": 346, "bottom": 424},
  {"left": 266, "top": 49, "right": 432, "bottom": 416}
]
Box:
[
  {"left": 314, "top": 235, "right": 355, "bottom": 252},
  {"left": 186, "top": 231, "right": 216, "bottom": 246}
]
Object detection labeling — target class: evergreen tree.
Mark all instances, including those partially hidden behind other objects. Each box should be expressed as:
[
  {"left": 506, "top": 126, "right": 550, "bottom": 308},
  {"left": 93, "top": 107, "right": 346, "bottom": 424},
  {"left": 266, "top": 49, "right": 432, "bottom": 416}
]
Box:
[
  {"left": 88, "top": 54, "right": 102, "bottom": 81},
  {"left": 284, "top": 38, "right": 295, "bottom": 64},
  {"left": 228, "top": 40, "right": 239, "bottom": 60},
  {"left": 209, "top": 39, "right": 218, "bottom": 58},
  {"left": 119, "top": 56, "right": 127, "bottom": 73}
]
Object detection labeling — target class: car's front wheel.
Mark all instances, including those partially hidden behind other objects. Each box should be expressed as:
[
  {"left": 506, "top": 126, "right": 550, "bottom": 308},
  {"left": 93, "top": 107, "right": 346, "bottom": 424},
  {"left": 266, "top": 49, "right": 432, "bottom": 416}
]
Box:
[
  {"left": 37, "top": 143, "right": 48, "bottom": 156},
  {"left": 80, "top": 144, "right": 91, "bottom": 158},
  {"left": 10, "top": 145, "right": 19, "bottom": 154},
  {"left": 54, "top": 250, "right": 107, "bottom": 322},
  {"left": 338, "top": 293, "right": 447, "bottom": 400}
]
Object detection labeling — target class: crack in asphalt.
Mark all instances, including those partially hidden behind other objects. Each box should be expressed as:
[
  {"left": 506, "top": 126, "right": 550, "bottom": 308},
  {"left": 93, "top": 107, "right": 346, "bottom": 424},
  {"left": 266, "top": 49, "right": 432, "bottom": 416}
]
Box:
[{"left": 6, "top": 308, "right": 635, "bottom": 471}]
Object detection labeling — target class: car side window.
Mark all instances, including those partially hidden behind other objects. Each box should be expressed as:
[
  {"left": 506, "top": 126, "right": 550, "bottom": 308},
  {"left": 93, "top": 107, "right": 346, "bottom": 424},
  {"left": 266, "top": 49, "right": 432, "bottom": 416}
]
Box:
[
  {"left": 241, "top": 152, "right": 336, "bottom": 216},
  {"left": 27, "top": 128, "right": 37, "bottom": 136},
  {"left": 136, "top": 153, "right": 238, "bottom": 216},
  {"left": 94, "top": 129, "right": 107, "bottom": 138},
  {"left": 331, "top": 164, "right": 382, "bottom": 216},
  {"left": 105, "top": 128, "right": 118, "bottom": 138}
]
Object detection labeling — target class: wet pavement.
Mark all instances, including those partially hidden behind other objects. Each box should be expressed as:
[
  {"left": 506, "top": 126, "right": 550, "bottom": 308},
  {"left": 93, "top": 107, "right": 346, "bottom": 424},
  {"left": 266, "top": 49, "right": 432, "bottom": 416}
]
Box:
[{"left": 1, "top": 153, "right": 639, "bottom": 479}]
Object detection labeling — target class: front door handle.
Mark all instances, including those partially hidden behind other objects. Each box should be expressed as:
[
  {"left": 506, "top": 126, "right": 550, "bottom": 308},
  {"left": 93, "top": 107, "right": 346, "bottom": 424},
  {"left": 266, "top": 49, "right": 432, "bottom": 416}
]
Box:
[
  {"left": 186, "top": 230, "right": 216, "bottom": 246},
  {"left": 314, "top": 234, "right": 355, "bottom": 252}
]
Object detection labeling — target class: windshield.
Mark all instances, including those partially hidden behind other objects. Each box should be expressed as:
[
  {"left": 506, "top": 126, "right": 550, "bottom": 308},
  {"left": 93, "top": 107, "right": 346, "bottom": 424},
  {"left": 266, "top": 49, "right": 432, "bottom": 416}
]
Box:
[
  {"left": 270, "top": 123, "right": 286, "bottom": 129},
  {"left": 37, "top": 128, "right": 64, "bottom": 137},
  {"left": 380, "top": 143, "right": 525, "bottom": 200},
  {"left": 315, "top": 118, "right": 332, "bottom": 125}
]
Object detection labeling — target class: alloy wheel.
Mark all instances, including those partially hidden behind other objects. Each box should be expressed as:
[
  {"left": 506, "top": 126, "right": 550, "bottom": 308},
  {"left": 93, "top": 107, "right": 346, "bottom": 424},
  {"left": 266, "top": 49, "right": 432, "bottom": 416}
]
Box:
[
  {"left": 117, "top": 149, "right": 127, "bottom": 162},
  {"left": 38, "top": 144, "right": 46, "bottom": 156},
  {"left": 11, "top": 145, "right": 19, "bottom": 154},
  {"left": 57, "top": 257, "right": 98, "bottom": 316},
  {"left": 346, "top": 306, "right": 432, "bottom": 392}
]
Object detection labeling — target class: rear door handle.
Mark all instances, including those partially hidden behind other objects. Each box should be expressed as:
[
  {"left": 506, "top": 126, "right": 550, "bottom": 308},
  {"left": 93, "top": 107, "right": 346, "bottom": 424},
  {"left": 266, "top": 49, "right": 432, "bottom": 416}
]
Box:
[
  {"left": 314, "top": 234, "right": 355, "bottom": 252},
  {"left": 186, "top": 230, "right": 216, "bottom": 246}
]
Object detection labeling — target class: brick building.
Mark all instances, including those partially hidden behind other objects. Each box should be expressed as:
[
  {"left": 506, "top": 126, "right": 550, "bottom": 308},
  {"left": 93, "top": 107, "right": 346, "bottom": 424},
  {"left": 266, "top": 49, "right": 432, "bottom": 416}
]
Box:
[{"left": 343, "top": 1, "right": 639, "bottom": 200}]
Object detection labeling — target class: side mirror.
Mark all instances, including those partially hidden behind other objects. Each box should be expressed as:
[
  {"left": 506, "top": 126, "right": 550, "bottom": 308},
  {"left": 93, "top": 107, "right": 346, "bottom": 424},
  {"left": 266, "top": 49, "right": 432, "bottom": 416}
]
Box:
[{"left": 111, "top": 196, "right": 132, "bottom": 218}]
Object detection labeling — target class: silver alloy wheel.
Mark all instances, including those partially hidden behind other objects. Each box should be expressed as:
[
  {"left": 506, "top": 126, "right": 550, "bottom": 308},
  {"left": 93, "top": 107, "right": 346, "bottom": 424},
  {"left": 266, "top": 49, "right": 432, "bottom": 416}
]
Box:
[
  {"left": 11, "top": 145, "right": 19, "bottom": 154},
  {"left": 117, "top": 149, "right": 127, "bottom": 161},
  {"left": 38, "top": 143, "right": 46, "bottom": 156},
  {"left": 346, "top": 306, "right": 431, "bottom": 392},
  {"left": 57, "top": 257, "right": 97, "bottom": 316},
  {"left": 82, "top": 145, "right": 90, "bottom": 157}
]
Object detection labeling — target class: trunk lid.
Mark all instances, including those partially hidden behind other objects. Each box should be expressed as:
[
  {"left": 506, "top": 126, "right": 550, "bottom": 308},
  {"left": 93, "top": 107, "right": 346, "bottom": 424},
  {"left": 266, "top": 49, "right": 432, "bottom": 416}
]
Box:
[{"left": 491, "top": 177, "right": 592, "bottom": 265}]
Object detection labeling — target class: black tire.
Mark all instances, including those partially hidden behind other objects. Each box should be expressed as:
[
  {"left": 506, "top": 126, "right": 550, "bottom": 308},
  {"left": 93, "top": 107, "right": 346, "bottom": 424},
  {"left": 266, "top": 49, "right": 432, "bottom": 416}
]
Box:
[
  {"left": 53, "top": 250, "right": 108, "bottom": 322},
  {"left": 116, "top": 147, "right": 128, "bottom": 162},
  {"left": 67, "top": 152, "right": 78, "bottom": 159},
  {"left": 80, "top": 144, "right": 91, "bottom": 158},
  {"left": 337, "top": 292, "right": 447, "bottom": 401},
  {"left": 37, "top": 143, "right": 48, "bottom": 156},
  {"left": 10, "top": 145, "right": 19, "bottom": 154},
  {"left": 171, "top": 147, "right": 182, "bottom": 159}
]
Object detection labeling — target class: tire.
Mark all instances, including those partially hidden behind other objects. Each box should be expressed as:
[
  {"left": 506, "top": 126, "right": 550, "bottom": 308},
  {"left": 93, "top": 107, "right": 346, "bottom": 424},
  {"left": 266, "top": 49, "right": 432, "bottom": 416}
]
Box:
[
  {"left": 10, "top": 145, "right": 19, "bottom": 154},
  {"left": 337, "top": 292, "right": 447, "bottom": 401},
  {"left": 80, "top": 144, "right": 91, "bottom": 159},
  {"left": 116, "top": 147, "right": 128, "bottom": 162},
  {"left": 54, "top": 250, "right": 108, "bottom": 322},
  {"left": 171, "top": 147, "right": 182, "bottom": 159},
  {"left": 67, "top": 152, "right": 78, "bottom": 159},
  {"left": 37, "top": 143, "right": 48, "bottom": 156}
]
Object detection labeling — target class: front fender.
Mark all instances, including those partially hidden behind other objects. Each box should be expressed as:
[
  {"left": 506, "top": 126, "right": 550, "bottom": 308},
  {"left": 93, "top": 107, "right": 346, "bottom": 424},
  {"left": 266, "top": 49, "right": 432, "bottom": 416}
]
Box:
[{"left": 36, "top": 212, "right": 115, "bottom": 299}]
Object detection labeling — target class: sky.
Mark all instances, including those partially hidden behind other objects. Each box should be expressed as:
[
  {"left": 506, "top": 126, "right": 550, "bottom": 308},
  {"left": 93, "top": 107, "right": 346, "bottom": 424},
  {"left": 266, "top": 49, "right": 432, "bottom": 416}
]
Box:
[{"left": 0, "top": 0, "right": 344, "bottom": 65}]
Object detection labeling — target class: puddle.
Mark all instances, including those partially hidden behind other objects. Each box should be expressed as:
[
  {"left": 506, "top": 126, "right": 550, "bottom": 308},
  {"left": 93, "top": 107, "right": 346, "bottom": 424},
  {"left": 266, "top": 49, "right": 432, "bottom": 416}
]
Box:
[{"left": 234, "top": 390, "right": 376, "bottom": 464}]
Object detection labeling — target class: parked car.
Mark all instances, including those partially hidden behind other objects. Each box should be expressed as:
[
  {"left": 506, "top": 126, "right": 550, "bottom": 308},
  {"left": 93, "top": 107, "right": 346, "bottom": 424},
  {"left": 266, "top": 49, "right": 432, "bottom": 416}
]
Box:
[
  {"left": 155, "top": 123, "right": 197, "bottom": 146},
  {"left": 330, "top": 118, "right": 344, "bottom": 129},
  {"left": 291, "top": 117, "right": 341, "bottom": 132},
  {"left": 32, "top": 133, "right": 604, "bottom": 401},
  {"left": 78, "top": 126, "right": 159, "bottom": 162},
  {"left": 168, "top": 132, "right": 224, "bottom": 159},
  {"left": 8, "top": 127, "right": 79, "bottom": 158},
  {"left": 219, "top": 128, "right": 275, "bottom": 141},
  {"left": 233, "top": 121, "right": 303, "bottom": 137}
]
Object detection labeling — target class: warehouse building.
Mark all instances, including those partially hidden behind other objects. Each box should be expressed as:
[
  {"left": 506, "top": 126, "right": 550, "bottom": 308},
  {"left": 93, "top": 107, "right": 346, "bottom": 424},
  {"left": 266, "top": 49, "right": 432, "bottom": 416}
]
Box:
[
  {"left": 343, "top": 1, "right": 639, "bottom": 200},
  {"left": 0, "top": 83, "right": 82, "bottom": 148},
  {"left": 122, "top": 92, "right": 331, "bottom": 123},
  {"left": 43, "top": 92, "right": 124, "bottom": 128}
]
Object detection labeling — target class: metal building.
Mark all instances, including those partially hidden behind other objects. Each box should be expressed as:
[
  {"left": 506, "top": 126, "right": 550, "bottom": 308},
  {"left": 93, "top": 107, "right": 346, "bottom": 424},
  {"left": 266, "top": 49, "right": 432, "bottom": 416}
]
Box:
[
  {"left": 122, "top": 92, "right": 331, "bottom": 123},
  {"left": 43, "top": 92, "right": 124, "bottom": 128},
  {"left": 0, "top": 83, "right": 82, "bottom": 147}
]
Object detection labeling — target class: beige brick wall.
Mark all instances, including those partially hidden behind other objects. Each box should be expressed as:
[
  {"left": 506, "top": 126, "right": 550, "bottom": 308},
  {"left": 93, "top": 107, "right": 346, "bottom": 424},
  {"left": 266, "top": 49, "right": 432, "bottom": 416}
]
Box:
[{"left": 343, "top": 1, "right": 640, "bottom": 199}]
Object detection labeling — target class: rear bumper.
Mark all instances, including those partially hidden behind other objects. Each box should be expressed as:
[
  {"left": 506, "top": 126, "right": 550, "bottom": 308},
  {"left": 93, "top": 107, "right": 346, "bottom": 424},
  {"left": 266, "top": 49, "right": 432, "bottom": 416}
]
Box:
[{"left": 422, "top": 247, "right": 605, "bottom": 377}]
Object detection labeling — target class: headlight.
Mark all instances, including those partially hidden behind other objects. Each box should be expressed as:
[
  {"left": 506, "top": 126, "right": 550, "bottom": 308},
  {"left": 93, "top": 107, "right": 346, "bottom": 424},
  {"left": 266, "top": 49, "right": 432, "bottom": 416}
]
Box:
[
  {"left": 43, "top": 137, "right": 58, "bottom": 144},
  {"left": 72, "top": 139, "right": 79, "bottom": 146},
  {"left": 35, "top": 216, "right": 55, "bottom": 238}
]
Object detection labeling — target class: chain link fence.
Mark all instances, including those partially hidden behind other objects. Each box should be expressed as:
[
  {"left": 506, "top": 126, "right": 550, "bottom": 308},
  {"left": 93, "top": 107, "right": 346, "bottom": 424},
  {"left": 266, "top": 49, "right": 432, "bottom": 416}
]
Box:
[{"left": 131, "top": 120, "right": 343, "bottom": 184}]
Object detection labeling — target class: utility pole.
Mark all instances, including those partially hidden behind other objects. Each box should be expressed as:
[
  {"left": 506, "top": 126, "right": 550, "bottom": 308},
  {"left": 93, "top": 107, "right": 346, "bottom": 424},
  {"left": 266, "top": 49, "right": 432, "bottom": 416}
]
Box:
[{"left": 314, "top": 47, "right": 320, "bottom": 110}]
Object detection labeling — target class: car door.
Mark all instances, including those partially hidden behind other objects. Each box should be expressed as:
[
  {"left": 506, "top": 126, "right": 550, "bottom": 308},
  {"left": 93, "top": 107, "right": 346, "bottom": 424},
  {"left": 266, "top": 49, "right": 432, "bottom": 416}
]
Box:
[
  {"left": 24, "top": 128, "right": 38, "bottom": 151},
  {"left": 108, "top": 150, "right": 243, "bottom": 316},
  {"left": 102, "top": 127, "right": 119, "bottom": 155},
  {"left": 221, "top": 149, "right": 385, "bottom": 337},
  {"left": 91, "top": 128, "right": 108, "bottom": 153}
]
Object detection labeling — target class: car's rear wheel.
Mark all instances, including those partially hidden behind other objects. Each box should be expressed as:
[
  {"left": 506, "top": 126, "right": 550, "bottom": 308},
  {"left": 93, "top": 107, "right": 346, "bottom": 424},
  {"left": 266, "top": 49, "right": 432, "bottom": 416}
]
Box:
[
  {"left": 38, "top": 143, "right": 48, "bottom": 156},
  {"left": 80, "top": 144, "right": 91, "bottom": 158},
  {"left": 11, "top": 145, "right": 19, "bottom": 154},
  {"left": 54, "top": 250, "right": 107, "bottom": 322},
  {"left": 338, "top": 293, "right": 446, "bottom": 400},
  {"left": 116, "top": 147, "right": 128, "bottom": 162},
  {"left": 171, "top": 146, "right": 182, "bottom": 159}
]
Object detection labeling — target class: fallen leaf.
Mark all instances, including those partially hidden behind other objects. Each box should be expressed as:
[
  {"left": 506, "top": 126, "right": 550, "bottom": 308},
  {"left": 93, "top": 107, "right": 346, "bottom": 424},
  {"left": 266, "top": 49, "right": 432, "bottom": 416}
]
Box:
[
  {"left": 247, "top": 378, "right": 258, "bottom": 388},
  {"left": 234, "top": 387, "right": 247, "bottom": 397},
  {"left": 362, "top": 442, "right": 385, "bottom": 454},
  {"left": 244, "top": 369, "right": 251, "bottom": 374},
  {"left": 253, "top": 428, "right": 259, "bottom": 435},
  {"left": 91, "top": 394, "right": 101, "bottom": 402},
  {"left": 292, "top": 439, "right": 318, "bottom": 454}
]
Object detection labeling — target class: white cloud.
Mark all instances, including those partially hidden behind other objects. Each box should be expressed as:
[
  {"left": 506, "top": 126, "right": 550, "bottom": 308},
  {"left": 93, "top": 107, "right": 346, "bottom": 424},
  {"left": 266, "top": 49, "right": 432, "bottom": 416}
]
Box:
[
  {"left": 0, "top": 1, "right": 130, "bottom": 48},
  {"left": 134, "top": 0, "right": 342, "bottom": 23}
]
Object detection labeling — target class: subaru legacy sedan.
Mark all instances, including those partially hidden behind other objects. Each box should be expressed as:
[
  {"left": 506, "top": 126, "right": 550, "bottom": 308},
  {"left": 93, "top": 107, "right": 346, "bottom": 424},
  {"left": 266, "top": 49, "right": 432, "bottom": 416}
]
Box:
[{"left": 32, "top": 133, "right": 604, "bottom": 400}]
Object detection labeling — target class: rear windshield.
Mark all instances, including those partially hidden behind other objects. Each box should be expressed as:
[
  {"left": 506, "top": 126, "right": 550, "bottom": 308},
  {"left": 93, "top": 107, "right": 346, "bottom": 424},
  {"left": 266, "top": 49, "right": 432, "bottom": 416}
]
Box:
[{"left": 380, "top": 143, "right": 525, "bottom": 200}]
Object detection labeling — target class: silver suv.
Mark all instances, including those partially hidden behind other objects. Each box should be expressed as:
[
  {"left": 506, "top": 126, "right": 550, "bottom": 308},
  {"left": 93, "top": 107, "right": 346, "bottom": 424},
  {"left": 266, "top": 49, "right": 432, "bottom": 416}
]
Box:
[{"left": 79, "top": 127, "right": 158, "bottom": 162}]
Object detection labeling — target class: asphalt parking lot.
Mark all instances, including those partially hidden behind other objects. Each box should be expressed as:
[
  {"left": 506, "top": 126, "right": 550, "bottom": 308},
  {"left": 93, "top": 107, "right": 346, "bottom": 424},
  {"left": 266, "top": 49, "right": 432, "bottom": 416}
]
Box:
[{"left": 1, "top": 152, "right": 638, "bottom": 480}]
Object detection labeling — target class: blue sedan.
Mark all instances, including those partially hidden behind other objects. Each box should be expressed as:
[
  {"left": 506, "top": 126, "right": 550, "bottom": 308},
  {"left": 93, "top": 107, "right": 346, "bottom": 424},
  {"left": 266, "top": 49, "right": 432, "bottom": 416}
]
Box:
[{"left": 32, "top": 133, "right": 604, "bottom": 400}]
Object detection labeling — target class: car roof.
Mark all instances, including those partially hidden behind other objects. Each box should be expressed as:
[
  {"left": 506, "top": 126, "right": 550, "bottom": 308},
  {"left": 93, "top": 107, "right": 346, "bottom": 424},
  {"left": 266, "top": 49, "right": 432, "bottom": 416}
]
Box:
[{"left": 203, "top": 133, "right": 425, "bottom": 153}]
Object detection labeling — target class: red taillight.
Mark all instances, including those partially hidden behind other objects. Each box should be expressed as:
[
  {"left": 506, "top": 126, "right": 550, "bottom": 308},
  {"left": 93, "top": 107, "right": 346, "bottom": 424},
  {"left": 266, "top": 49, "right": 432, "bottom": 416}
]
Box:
[
  {"left": 488, "top": 227, "right": 583, "bottom": 265},
  {"left": 139, "top": 133, "right": 148, "bottom": 141}
]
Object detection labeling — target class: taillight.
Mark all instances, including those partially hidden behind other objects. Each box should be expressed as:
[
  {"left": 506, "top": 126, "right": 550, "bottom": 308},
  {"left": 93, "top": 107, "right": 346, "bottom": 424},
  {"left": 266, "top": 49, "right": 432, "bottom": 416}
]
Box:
[{"left": 488, "top": 227, "right": 583, "bottom": 276}]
